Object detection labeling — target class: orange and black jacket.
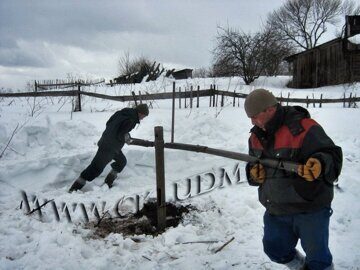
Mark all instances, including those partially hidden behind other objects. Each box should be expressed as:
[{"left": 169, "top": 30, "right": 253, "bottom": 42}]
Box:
[{"left": 246, "top": 105, "right": 342, "bottom": 215}]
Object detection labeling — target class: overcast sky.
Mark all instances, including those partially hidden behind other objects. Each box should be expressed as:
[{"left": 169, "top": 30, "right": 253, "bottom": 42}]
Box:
[{"left": 0, "top": 0, "right": 292, "bottom": 89}]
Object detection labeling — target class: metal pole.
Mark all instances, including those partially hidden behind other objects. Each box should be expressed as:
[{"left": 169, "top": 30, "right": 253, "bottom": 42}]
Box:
[
  {"left": 154, "top": 126, "right": 166, "bottom": 231},
  {"left": 130, "top": 137, "right": 300, "bottom": 173}
]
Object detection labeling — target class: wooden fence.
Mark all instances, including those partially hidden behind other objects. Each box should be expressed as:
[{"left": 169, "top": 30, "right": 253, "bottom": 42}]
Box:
[
  {"left": 0, "top": 84, "right": 358, "bottom": 111},
  {"left": 34, "top": 79, "right": 105, "bottom": 91}
]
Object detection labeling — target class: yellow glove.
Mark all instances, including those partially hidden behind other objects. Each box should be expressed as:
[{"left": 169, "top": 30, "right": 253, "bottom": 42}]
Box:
[
  {"left": 250, "top": 163, "right": 266, "bottom": 184},
  {"left": 297, "top": 157, "right": 322, "bottom": 181}
]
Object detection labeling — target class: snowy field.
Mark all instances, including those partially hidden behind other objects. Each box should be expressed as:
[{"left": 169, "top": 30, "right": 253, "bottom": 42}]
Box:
[{"left": 0, "top": 76, "right": 359, "bottom": 269}]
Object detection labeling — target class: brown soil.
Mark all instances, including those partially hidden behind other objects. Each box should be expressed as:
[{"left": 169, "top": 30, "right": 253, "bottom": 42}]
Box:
[{"left": 88, "top": 200, "right": 193, "bottom": 238}]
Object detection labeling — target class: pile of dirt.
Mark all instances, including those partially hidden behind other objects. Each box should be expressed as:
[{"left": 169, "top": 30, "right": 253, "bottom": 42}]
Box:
[{"left": 88, "top": 200, "right": 193, "bottom": 238}]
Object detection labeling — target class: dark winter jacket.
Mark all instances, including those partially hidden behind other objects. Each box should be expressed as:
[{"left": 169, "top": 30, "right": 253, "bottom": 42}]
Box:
[
  {"left": 97, "top": 108, "right": 139, "bottom": 150},
  {"left": 246, "top": 104, "right": 342, "bottom": 215}
]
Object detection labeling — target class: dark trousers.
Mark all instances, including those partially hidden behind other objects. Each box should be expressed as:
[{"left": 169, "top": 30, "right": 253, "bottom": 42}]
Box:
[
  {"left": 80, "top": 146, "right": 127, "bottom": 182},
  {"left": 263, "top": 207, "right": 333, "bottom": 270}
]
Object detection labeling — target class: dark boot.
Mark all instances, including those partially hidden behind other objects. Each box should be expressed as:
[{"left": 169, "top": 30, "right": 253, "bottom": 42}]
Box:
[
  {"left": 285, "top": 249, "right": 305, "bottom": 269},
  {"left": 69, "top": 176, "right": 86, "bottom": 192},
  {"left": 104, "top": 169, "right": 118, "bottom": 188}
]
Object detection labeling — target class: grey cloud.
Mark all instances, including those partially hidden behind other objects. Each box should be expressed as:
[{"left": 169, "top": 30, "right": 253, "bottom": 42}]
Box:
[
  {"left": 0, "top": 1, "right": 166, "bottom": 49},
  {"left": 0, "top": 42, "right": 55, "bottom": 68},
  {"left": 0, "top": 0, "right": 287, "bottom": 88},
  {"left": 0, "top": 50, "right": 46, "bottom": 67}
]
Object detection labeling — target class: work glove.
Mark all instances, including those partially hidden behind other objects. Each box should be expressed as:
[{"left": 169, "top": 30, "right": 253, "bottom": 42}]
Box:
[
  {"left": 297, "top": 157, "right": 322, "bottom": 181},
  {"left": 124, "top": 133, "right": 132, "bottom": 144},
  {"left": 249, "top": 163, "right": 266, "bottom": 184}
]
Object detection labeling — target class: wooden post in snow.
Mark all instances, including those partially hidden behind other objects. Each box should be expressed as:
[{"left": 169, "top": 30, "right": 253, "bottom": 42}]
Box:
[
  {"left": 131, "top": 91, "right": 138, "bottom": 106},
  {"left": 306, "top": 96, "right": 309, "bottom": 108},
  {"left": 171, "top": 82, "right": 175, "bottom": 143},
  {"left": 233, "top": 90, "right": 236, "bottom": 107},
  {"left": 184, "top": 87, "right": 187, "bottom": 108},
  {"left": 190, "top": 85, "right": 193, "bottom": 109},
  {"left": 154, "top": 126, "right": 166, "bottom": 231},
  {"left": 196, "top": 86, "right": 200, "bottom": 108},
  {"left": 213, "top": 85, "right": 217, "bottom": 107},
  {"left": 320, "top": 94, "right": 323, "bottom": 108},
  {"left": 349, "top": 93, "right": 353, "bottom": 108},
  {"left": 138, "top": 91, "right": 143, "bottom": 104},
  {"left": 312, "top": 93, "right": 316, "bottom": 108},
  {"left": 75, "top": 83, "right": 82, "bottom": 112},
  {"left": 287, "top": 92, "right": 290, "bottom": 106}
]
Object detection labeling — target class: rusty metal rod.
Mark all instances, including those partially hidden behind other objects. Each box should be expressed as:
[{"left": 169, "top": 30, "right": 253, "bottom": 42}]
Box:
[{"left": 129, "top": 137, "right": 299, "bottom": 173}]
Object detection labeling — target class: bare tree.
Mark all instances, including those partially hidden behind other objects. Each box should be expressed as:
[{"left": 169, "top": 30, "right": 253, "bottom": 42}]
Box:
[
  {"left": 118, "top": 52, "right": 153, "bottom": 76},
  {"left": 213, "top": 27, "right": 266, "bottom": 84},
  {"left": 193, "top": 67, "right": 211, "bottom": 78},
  {"left": 261, "top": 26, "right": 297, "bottom": 76},
  {"left": 212, "top": 57, "right": 238, "bottom": 77},
  {"left": 212, "top": 27, "right": 292, "bottom": 84},
  {"left": 267, "top": 0, "right": 360, "bottom": 50}
]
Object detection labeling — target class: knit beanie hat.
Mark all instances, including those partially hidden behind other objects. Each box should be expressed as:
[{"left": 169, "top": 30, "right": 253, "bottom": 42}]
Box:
[
  {"left": 244, "top": 89, "right": 278, "bottom": 117},
  {"left": 136, "top": 104, "right": 149, "bottom": 116}
]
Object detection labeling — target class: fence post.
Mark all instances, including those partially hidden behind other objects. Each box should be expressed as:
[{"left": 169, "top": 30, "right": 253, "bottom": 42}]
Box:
[
  {"left": 349, "top": 93, "right": 353, "bottom": 108},
  {"left": 209, "top": 84, "right": 212, "bottom": 107},
  {"left": 197, "top": 85, "right": 200, "bottom": 108},
  {"left": 287, "top": 92, "right": 290, "bottom": 106},
  {"left": 184, "top": 87, "right": 187, "bottom": 108},
  {"left": 213, "top": 85, "right": 216, "bottom": 107},
  {"left": 343, "top": 93, "right": 346, "bottom": 108},
  {"left": 179, "top": 87, "right": 181, "bottom": 109},
  {"left": 35, "top": 81, "right": 38, "bottom": 92},
  {"left": 154, "top": 126, "right": 166, "bottom": 231},
  {"left": 75, "top": 83, "right": 82, "bottom": 112},
  {"left": 215, "top": 90, "right": 218, "bottom": 107},
  {"left": 306, "top": 96, "right": 309, "bottom": 108},
  {"left": 320, "top": 94, "right": 323, "bottom": 108},
  {"left": 171, "top": 82, "right": 175, "bottom": 143},
  {"left": 131, "top": 91, "right": 138, "bottom": 106},
  {"left": 139, "top": 91, "right": 143, "bottom": 104},
  {"left": 190, "top": 85, "right": 193, "bottom": 109},
  {"left": 221, "top": 92, "right": 224, "bottom": 107},
  {"left": 233, "top": 90, "right": 236, "bottom": 107},
  {"left": 312, "top": 93, "right": 316, "bottom": 108}
]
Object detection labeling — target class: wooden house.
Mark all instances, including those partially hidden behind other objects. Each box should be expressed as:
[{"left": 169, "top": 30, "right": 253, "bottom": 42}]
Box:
[
  {"left": 171, "top": 69, "right": 193, "bottom": 80},
  {"left": 285, "top": 16, "right": 360, "bottom": 88}
]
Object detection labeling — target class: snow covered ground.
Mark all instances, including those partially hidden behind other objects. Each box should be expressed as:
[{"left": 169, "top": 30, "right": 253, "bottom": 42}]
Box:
[{"left": 0, "top": 76, "right": 359, "bottom": 269}]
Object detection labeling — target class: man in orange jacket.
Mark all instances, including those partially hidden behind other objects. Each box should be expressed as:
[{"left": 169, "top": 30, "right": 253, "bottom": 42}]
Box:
[{"left": 245, "top": 89, "right": 342, "bottom": 270}]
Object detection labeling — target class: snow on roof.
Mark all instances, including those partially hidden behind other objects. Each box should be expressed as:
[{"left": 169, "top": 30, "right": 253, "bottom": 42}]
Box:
[{"left": 348, "top": 34, "right": 360, "bottom": 45}]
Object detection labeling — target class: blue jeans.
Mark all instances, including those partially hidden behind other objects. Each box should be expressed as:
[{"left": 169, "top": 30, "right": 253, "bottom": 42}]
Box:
[{"left": 263, "top": 207, "right": 333, "bottom": 270}]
